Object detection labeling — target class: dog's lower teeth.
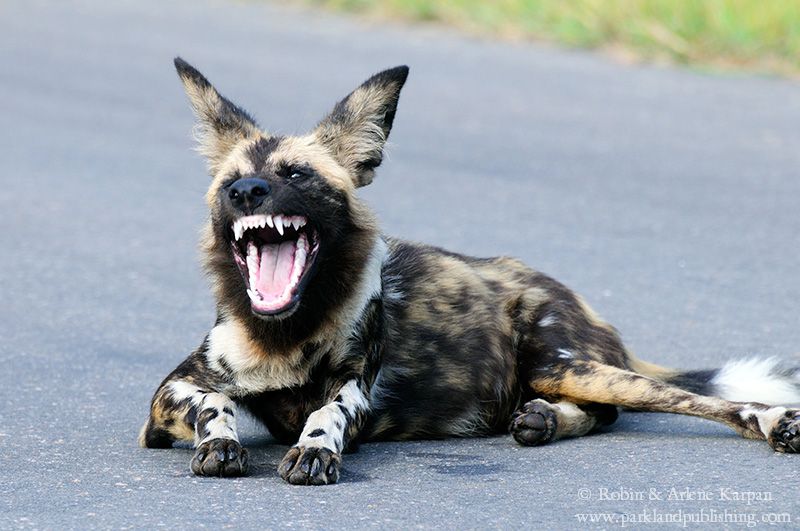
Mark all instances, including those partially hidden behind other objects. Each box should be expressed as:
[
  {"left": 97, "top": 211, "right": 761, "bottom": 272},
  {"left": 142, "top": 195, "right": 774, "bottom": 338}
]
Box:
[
  {"left": 238, "top": 226, "right": 315, "bottom": 312},
  {"left": 246, "top": 241, "right": 259, "bottom": 289}
]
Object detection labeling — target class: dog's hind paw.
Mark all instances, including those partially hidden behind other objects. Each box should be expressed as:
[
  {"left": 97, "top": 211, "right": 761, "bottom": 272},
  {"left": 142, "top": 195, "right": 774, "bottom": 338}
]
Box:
[
  {"left": 510, "top": 399, "right": 558, "bottom": 446},
  {"left": 768, "top": 410, "right": 800, "bottom": 453},
  {"left": 190, "top": 438, "right": 249, "bottom": 477}
]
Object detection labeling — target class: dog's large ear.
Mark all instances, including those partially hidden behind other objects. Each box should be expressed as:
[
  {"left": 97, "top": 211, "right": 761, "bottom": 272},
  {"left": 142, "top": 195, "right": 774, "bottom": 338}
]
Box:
[
  {"left": 314, "top": 66, "right": 409, "bottom": 187},
  {"left": 174, "top": 57, "right": 260, "bottom": 175}
]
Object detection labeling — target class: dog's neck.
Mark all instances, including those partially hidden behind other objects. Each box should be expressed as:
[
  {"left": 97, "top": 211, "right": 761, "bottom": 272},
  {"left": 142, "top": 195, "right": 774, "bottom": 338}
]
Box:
[
  {"left": 217, "top": 231, "right": 385, "bottom": 357},
  {"left": 315, "top": 235, "right": 386, "bottom": 341}
]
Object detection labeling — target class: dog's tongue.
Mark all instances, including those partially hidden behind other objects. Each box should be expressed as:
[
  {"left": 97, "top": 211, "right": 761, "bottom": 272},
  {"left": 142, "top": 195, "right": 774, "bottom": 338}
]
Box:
[{"left": 257, "top": 242, "right": 296, "bottom": 299}]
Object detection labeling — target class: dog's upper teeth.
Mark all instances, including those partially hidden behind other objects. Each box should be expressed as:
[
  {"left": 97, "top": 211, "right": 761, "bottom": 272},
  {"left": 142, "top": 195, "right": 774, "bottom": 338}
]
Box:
[{"left": 233, "top": 214, "right": 305, "bottom": 240}]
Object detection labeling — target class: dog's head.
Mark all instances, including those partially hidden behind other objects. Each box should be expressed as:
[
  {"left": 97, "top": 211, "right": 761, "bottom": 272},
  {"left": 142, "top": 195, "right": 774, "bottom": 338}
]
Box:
[{"left": 173, "top": 58, "right": 408, "bottom": 344}]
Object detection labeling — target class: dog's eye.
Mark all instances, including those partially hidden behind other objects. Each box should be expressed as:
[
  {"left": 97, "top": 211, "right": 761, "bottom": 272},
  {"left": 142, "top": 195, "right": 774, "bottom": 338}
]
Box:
[{"left": 287, "top": 167, "right": 311, "bottom": 180}]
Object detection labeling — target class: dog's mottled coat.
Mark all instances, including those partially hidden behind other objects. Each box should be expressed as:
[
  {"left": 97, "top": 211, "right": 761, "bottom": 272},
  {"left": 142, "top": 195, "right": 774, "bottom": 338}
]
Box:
[{"left": 140, "top": 59, "right": 800, "bottom": 484}]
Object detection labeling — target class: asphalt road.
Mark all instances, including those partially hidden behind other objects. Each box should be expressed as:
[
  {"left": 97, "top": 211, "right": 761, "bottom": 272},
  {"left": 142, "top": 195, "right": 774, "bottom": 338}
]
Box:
[{"left": 2, "top": 0, "right": 800, "bottom": 529}]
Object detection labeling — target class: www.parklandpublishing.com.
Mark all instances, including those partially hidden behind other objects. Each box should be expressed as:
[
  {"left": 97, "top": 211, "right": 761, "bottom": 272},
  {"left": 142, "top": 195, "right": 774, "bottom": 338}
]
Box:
[{"left": 574, "top": 508, "right": 793, "bottom": 528}]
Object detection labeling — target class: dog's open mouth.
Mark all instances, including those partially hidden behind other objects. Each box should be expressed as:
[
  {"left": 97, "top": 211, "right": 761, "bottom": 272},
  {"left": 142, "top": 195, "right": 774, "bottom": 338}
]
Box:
[{"left": 230, "top": 214, "right": 320, "bottom": 316}]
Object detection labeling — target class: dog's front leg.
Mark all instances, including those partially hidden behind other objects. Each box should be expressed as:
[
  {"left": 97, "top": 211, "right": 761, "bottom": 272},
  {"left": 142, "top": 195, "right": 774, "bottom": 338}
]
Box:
[
  {"left": 139, "top": 342, "right": 248, "bottom": 477},
  {"left": 279, "top": 379, "right": 369, "bottom": 485}
]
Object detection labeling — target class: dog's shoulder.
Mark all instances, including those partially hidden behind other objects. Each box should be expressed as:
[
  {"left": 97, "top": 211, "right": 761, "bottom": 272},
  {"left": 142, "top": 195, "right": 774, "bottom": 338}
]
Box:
[{"left": 382, "top": 237, "right": 534, "bottom": 295}]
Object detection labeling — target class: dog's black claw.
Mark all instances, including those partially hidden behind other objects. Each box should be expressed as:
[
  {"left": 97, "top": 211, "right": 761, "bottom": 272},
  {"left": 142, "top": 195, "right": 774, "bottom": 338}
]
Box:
[{"left": 279, "top": 446, "right": 341, "bottom": 485}]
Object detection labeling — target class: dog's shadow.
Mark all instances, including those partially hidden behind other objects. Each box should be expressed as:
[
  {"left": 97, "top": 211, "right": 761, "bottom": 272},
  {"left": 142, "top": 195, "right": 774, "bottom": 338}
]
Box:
[
  {"left": 241, "top": 436, "right": 374, "bottom": 483},
  {"left": 224, "top": 414, "right": 742, "bottom": 483},
  {"left": 240, "top": 433, "right": 512, "bottom": 483}
]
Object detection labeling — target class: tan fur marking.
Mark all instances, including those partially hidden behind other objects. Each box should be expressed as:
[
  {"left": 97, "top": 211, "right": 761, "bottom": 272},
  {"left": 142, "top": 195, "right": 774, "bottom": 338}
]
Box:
[
  {"left": 575, "top": 295, "right": 605, "bottom": 327},
  {"left": 628, "top": 355, "right": 678, "bottom": 380},
  {"left": 270, "top": 135, "right": 354, "bottom": 190},
  {"left": 552, "top": 401, "right": 598, "bottom": 438},
  {"left": 207, "top": 319, "right": 313, "bottom": 393},
  {"left": 527, "top": 399, "right": 599, "bottom": 440},
  {"left": 204, "top": 137, "right": 261, "bottom": 206},
  {"left": 320, "top": 84, "right": 391, "bottom": 181},
  {"left": 137, "top": 422, "right": 149, "bottom": 447},
  {"left": 177, "top": 73, "right": 261, "bottom": 175},
  {"left": 533, "top": 360, "right": 761, "bottom": 438}
]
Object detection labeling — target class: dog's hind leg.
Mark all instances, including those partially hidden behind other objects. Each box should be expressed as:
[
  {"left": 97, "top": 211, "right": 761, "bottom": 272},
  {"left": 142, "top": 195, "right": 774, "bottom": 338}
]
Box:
[
  {"left": 531, "top": 360, "right": 800, "bottom": 453},
  {"left": 509, "top": 277, "right": 799, "bottom": 451},
  {"left": 510, "top": 398, "right": 618, "bottom": 446}
]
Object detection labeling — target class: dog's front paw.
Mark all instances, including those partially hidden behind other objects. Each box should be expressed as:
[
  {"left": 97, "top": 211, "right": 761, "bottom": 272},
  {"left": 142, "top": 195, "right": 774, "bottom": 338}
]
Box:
[
  {"left": 191, "top": 438, "right": 249, "bottom": 477},
  {"left": 768, "top": 410, "right": 800, "bottom": 453},
  {"left": 279, "top": 445, "right": 341, "bottom": 485}
]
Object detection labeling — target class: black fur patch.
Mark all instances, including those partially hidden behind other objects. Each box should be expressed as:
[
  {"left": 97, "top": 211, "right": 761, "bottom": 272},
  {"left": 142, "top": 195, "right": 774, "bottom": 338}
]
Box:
[
  {"left": 247, "top": 136, "right": 283, "bottom": 172},
  {"left": 666, "top": 369, "right": 717, "bottom": 395}
]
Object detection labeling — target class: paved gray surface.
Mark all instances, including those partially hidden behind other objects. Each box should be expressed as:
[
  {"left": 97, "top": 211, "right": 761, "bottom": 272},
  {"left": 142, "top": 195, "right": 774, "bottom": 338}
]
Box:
[{"left": 2, "top": 0, "right": 800, "bottom": 529}]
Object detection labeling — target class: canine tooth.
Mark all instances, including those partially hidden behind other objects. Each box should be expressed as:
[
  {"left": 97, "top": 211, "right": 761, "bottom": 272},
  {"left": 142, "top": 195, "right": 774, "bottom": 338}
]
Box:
[
  {"left": 274, "top": 215, "right": 284, "bottom": 235},
  {"left": 247, "top": 288, "right": 262, "bottom": 301},
  {"left": 266, "top": 215, "right": 274, "bottom": 228},
  {"left": 233, "top": 221, "right": 243, "bottom": 241}
]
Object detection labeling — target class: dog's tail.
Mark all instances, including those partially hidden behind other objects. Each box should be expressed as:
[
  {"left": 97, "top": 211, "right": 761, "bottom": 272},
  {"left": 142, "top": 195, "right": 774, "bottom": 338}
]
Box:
[{"left": 629, "top": 355, "right": 800, "bottom": 404}]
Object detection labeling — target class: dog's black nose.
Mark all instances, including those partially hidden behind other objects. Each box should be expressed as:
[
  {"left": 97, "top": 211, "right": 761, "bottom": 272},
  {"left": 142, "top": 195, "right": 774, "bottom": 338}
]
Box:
[{"left": 228, "top": 178, "right": 270, "bottom": 212}]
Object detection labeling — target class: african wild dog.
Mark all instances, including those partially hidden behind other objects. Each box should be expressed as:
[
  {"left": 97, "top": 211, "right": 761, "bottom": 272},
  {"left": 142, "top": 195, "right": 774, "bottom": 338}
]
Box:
[{"left": 140, "top": 58, "right": 800, "bottom": 485}]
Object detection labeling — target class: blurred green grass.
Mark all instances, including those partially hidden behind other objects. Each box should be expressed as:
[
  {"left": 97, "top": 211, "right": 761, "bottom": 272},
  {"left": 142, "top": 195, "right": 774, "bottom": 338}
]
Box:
[{"left": 297, "top": 0, "right": 800, "bottom": 77}]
